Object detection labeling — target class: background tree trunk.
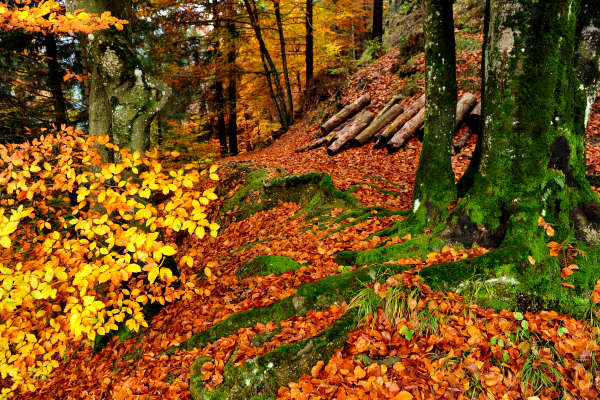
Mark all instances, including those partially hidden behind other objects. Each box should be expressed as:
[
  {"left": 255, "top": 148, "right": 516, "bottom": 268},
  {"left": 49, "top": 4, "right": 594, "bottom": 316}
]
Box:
[
  {"left": 226, "top": 0, "right": 238, "bottom": 155},
  {"left": 372, "top": 0, "right": 383, "bottom": 40},
  {"left": 244, "top": 0, "right": 290, "bottom": 130},
  {"left": 305, "top": 0, "right": 314, "bottom": 88},
  {"left": 65, "top": 0, "right": 171, "bottom": 161},
  {"left": 215, "top": 80, "right": 228, "bottom": 155},
  {"left": 44, "top": 33, "right": 68, "bottom": 127},
  {"left": 274, "top": 0, "right": 294, "bottom": 122}
]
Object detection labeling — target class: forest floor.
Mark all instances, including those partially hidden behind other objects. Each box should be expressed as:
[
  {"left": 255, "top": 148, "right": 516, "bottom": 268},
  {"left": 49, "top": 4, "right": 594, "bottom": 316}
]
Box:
[{"left": 28, "top": 31, "right": 600, "bottom": 400}]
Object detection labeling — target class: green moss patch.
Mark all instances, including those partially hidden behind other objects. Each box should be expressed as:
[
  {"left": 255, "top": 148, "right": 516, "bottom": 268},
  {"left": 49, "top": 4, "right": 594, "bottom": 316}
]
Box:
[
  {"left": 220, "top": 168, "right": 360, "bottom": 224},
  {"left": 335, "top": 233, "right": 445, "bottom": 266},
  {"left": 236, "top": 255, "right": 303, "bottom": 280}
]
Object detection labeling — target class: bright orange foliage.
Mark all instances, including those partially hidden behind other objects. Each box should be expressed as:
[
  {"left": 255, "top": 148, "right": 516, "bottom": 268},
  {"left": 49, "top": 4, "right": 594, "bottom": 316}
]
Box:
[
  {"left": 0, "top": 1, "right": 127, "bottom": 34},
  {"left": 0, "top": 128, "right": 219, "bottom": 397}
]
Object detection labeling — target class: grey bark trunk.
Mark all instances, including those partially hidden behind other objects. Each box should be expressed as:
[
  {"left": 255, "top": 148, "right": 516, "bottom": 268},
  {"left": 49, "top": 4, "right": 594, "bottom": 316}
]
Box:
[{"left": 65, "top": 0, "right": 171, "bottom": 161}]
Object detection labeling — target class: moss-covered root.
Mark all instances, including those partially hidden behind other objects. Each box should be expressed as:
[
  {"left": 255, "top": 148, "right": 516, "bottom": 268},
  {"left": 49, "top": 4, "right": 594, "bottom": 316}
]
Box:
[
  {"left": 174, "top": 265, "right": 407, "bottom": 354},
  {"left": 335, "top": 233, "right": 446, "bottom": 266},
  {"left": 189, "top": 310, "right": 358, "bottom": 400},
  {"left": 236, "top": 255, "right": 303, "bottom": 280},
  {"left": 419, "top": 244, "right": 600, "bottom": 318}
]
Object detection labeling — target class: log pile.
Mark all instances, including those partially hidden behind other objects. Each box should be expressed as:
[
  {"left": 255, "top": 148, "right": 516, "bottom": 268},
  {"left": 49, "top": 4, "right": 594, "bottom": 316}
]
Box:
[{"left": 295, "top": 91, "right": 481, "bottom": 155}]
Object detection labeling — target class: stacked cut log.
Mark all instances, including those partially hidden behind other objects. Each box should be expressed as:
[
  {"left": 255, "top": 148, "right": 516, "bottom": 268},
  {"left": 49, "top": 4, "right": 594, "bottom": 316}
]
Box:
[
  {"left": 384, "top": 92, "right": 478, "bottom": 153},
  {"left": 319, "top": 94, "right": 371, "bottom": 135},
  {"left": 351, "top": 99, "right": 404, "bottom": 146},
  {"left": 295, "top": 91, "right": 481, "bottom": 155},
  {"left": 385, "top": 107, "right": 426, "bottom": 152},
  {"left": 295, "top": 118, "right": 354, "bottom": 153},
  {"left": 327, "top": 110, "right": 375, "bottom": 155},
  {"left": 453, "top": 101, "right": 481, "bottom": 153},
  {"left": 296, "top": 94, "right": 371, "bottom": 153},
  {"left": 374, "top": 94, "right": 425, "bottom": 148}
]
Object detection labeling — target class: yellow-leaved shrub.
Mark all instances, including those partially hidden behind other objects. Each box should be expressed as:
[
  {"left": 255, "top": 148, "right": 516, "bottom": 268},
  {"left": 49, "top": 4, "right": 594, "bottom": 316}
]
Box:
[{"left": 0, "top": 127, "right": 219, "bottom": 397}]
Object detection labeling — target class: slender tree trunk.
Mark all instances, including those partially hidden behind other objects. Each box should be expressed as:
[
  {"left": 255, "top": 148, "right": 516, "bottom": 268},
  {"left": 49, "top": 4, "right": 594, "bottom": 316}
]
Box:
[
  {"left": 274, "top": 0, "right": 293, "bottom": 121},
  {"left": 244, "top": 0, "right": 290, "bottom": 129},
  {"left": 226, "top": 0, "right": 238, "bottom": 155},
  {"left": 372, "top": 0, "right": 383, "bottom": 40},
  {"left": 305, "top": 0, "right": 313, "bottom": 88},
  {"left": 227, "top": 79, "right": 238, "bottom": 155},
  {"left": 215, "top": 81, "right": 228, "bottom": 155},
  {"left": 44, "top": 33, "right": 68, "bottom": 127},
  {"left": 65, "top": 0, "right": 171, "bottom": 161},
  {"left": 412, "top": 0, "right": 457, "bottom": 223}
]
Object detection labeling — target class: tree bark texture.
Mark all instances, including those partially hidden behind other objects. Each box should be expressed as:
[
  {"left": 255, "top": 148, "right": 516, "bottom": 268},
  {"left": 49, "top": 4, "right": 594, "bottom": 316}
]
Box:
[
  {"left": 452, "top": 0, "right": 600, "bottom": 250},
  {"left": 412, "top": 0, "right": 457, "bottom": 221},
  {"left": 65, "top": 0, "right": 171, "bottom": 161}
]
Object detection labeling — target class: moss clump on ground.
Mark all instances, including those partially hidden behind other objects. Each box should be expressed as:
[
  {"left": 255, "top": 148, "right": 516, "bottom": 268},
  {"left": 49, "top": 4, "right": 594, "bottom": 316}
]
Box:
[
  {"left": 418, "top": 242, "right": 600, "bottom": 319},
  {"left": 219, "top": 168, "right": 360, "bottom": 224},
  {"left": 236, "top": 255, "right": 304, "bottom": 280}
]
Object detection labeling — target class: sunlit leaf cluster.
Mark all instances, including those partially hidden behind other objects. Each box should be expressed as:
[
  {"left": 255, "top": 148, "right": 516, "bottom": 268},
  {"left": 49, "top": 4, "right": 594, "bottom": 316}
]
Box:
[
  {"left": 0, "top": 127, "right": 219, "bottom": 397},
  {"left": 0, "top": 0, "right": 127, "bottom": 34}
]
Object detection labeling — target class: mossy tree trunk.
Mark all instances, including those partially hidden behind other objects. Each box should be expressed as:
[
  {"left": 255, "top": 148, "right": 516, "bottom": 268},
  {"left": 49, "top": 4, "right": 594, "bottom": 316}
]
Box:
[
  {"left": 65, "top": 0, "right": 171, "bottom": 161},
  {"left": 447, "top": 0, "right": 600, "bottom": 251},
  {"left": 412, "top": 0, "right": 457, "bottom": 224}
]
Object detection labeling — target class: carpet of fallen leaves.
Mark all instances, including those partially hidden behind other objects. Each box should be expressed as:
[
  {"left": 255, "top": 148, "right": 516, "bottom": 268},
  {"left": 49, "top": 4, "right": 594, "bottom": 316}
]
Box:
[
  {"left": 278, "top": 273, "right": 600, "bottom": 400},
  {"left": 19, "top": 25, "right": 600, "bottom": 400}
]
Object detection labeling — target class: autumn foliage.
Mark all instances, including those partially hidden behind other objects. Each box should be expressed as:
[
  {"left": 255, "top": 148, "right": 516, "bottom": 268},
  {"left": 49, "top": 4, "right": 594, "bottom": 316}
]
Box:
[
  {"left": 0, "top": 128, "right": 219, "bottom": 397},
  {"left": 0, "top": 1, "right": 127, "bottom": 34}
]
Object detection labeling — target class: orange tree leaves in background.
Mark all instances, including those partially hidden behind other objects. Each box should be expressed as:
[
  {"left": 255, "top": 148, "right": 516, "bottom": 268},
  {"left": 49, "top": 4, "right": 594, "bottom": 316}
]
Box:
[
  {"left": 0, "top": 128, "right": 219, "bottom": 397},
  {"left": 0, "top": 1, "right": 127, "bottom": 34}
]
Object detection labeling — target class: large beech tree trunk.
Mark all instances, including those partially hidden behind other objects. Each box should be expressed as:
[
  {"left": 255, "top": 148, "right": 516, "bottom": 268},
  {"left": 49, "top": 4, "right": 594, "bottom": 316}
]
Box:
[
  {"left": 65, "top": 0, "right": 170, "bottom": 161},
  {"left": 447, "top": 0, "right": 600, "bottom": 249}
]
